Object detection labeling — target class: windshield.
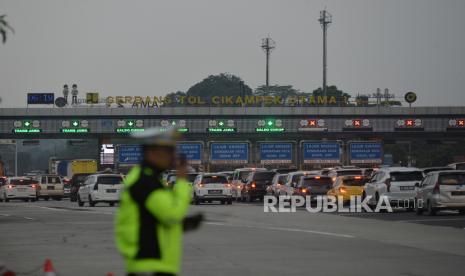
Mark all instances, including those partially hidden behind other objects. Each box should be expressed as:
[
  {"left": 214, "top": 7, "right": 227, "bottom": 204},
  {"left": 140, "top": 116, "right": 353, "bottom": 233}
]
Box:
[
  {"left": 202, "top": 175, "right": 228, "bottom": 184},
  {"left": 254, "top": 172, "right": 276, "bottom": 181},
  {"left": 337, "top": 170, "right": 363, "bottom": 176},
  {"left": 342, "top": 178, "right": 366, "bottom": 186},
  {"left": 439, "top": 173, "right": 465, "bottom": 185},
  {"left": 277, "top": 175, "right": 287, "bottom": 184},
  {"left": 10, "top": 179, "right": 34, "bottom": 185},
  {"left": 390, "top": 171, "right": 423, "bottom": 182},
  {"left": 238, "top": 171, "right": 252, "bottom": 181},
  {"left": 73, "top": 174, "right": 90, "bottom": 184},
  {"left": 48, "top": 176, "right": 61, "bottom": 184},
  {"left": 97, "top": 176, "right": 123, "bottom": 185},
  {"left": 187, "top": 174, "right": 199, "bottom": 183},
  {"left": 302, "top": 177, "right": 332, "bottom": 186},
  {"left": 291, "top": 174, "right": 304, "bottom": 183}
]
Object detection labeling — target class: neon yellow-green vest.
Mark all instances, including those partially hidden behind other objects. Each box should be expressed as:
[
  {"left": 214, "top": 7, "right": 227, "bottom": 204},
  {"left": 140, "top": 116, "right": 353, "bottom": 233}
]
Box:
[{"left": 115, "top": 165, "right": 191, "bottom": 274}]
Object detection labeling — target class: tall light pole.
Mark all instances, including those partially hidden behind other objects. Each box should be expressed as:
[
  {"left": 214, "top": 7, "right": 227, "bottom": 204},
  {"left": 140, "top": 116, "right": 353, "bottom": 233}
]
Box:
[
  {"left": 319, "top": 9, "right": 332, "bottom": 103},
  {"left": 261, "top": 36, "right": 276, "bottom": 88}
]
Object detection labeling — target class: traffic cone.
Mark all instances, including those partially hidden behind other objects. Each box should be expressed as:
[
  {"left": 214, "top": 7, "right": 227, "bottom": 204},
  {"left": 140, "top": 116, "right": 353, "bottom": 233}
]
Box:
[{"left": 43, "top": 259, "right": 56, "bottom": 276}]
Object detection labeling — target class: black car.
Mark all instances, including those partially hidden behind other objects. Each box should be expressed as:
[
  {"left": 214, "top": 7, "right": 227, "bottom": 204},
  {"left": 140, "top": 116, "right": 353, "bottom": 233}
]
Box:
[
  {"left": 241, "top": 171, "right": 276, "bottom": 202},
  {"left": 70, "top": 173, "right": 92, "bottom": 202}
]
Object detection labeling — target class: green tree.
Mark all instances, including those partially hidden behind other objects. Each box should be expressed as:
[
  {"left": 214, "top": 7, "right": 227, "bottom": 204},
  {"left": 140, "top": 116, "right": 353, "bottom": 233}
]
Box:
[
  {"left": 164, "top": 91, "right": 187, "bottom": 106},
  {"left": 312, "top": 85, "right": 351, "bottom": 105},
  {"left": 0, "top": 14, "right": 14, "bottom": 44},
  {"left": 186, "top": 73, "right": 253, "bottom": 98},
  {"left": 254, "top": 85, "right": 303, "bottom": 98}
]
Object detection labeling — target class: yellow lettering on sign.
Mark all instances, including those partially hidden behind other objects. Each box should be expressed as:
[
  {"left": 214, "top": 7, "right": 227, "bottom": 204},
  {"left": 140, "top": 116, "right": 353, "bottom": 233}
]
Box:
[
  {"left": 329, "top": 96, "right": 337, "bottom": 104},
  {"left": 212, "top": 96, "right": 220, "bottom": 104},
  {"left": 317, "top": 96, "right": 327, "bottom": 104}
]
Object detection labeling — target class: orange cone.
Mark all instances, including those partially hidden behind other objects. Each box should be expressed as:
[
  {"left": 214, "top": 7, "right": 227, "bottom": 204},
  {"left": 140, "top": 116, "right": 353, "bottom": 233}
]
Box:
[{"left": 43, "top": 259, "right": 56, "bottom": 276}]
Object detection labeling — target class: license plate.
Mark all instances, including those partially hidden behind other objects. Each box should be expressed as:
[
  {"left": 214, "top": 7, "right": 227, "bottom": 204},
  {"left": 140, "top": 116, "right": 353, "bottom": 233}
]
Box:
[
  {"left": 17, "top": 188, "right": 26, "bottom": 192},
  {"left": 400, "top": 186, "right": 414, "bottom": 191},
  {"left": 208, "top": 190, "right": 222, "bottom": 195},
  {"left": 106, "top": 189, "right": 117, "bottom": 193},
  {"left": 451, "top": 191, "right": 465, "bottom": 196},
  {"left": 47, "top": 186, "right": 54, "bottom": 190}
]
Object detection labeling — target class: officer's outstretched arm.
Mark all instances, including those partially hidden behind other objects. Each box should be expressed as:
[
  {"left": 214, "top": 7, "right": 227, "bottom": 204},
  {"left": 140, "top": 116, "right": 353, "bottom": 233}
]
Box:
[{"left": 145, "top": 179, "right": 192, "bottom": 225}]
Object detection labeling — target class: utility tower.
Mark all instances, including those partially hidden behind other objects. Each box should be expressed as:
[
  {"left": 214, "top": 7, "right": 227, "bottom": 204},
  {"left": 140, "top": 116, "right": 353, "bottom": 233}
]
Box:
[
  {"left": 319, "top": 9, "right": 332, "bottom": 103},
  {"left": 261, "top": 36, "right": 276, "bottom": 87}
]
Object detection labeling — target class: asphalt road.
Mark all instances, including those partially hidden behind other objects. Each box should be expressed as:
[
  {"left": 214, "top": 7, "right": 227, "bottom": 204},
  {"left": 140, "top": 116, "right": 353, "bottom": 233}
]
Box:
[{"left": 1, "top": 200, "right": 465, "bottom": 276}]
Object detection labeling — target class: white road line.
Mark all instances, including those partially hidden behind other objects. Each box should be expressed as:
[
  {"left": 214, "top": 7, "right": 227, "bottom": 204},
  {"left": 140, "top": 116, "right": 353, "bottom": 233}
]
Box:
[
  {"left": 205, "top": 222, "right": 355, "bottom": 239},
  {"left": 398, "top": 218, "right": 465, "bottom": 223},
  {"left": 0, "top": 213, "right": 11, "bottom": 217},
  {"left": 23, "top": 217, "right": 34, "bottom": 220},
  {"left": 34, "top": 206, "right": 113, "bottom": 215}
]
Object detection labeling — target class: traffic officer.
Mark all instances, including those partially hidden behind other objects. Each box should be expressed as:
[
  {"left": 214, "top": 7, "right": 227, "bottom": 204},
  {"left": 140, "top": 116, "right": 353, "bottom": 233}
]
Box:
[{"left": 115, "top": 127, "right": 194, "bottom": 276}]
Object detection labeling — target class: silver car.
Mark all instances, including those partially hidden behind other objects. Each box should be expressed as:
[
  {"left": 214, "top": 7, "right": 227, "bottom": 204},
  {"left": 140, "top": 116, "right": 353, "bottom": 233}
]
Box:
[{"left": 415, "top": 170, "right": 465, "bottom": 215}]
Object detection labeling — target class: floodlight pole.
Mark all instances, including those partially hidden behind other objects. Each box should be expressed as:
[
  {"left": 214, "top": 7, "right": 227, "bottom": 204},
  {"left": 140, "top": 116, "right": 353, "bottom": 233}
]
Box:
[{"left": 319, "top": 9, "right": 332, "bottom": 104}]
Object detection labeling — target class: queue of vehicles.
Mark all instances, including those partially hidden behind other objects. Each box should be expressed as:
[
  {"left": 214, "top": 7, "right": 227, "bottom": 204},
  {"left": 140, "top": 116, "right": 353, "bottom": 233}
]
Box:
[{"left": 2, "top": 160, "right": 465, "bottom": 215}]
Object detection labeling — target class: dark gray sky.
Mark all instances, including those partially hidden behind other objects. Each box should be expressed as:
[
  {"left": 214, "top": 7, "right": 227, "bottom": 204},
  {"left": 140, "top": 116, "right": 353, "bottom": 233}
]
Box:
[{"left": 1, "top": 0, "right": 464, "bottom": 107}]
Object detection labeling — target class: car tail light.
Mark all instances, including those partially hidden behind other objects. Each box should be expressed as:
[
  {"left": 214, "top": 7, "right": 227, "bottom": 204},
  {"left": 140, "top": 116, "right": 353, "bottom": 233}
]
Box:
[
  {"left": 30, "top": 184, "right": 37, "bottom": 189},
  {"left": 225, "top": 184, "right": 231, "bottom": 188},
  {"left": 332, "top": 177, "right": 337, "bottom": 182},
  {"left": 7, "top": 185, "right": 14, "bottom": 189},
  {"left": 301, "top": 188, "right": 308, "bottom": 194},
  {"left": 315, "top": 176, "right": 321, "bottom": 179},
  {"left": 251, "top": 182, "right": 256, "bottom": 188},
  {"left": 339, "top": 187, "right": 347, "bottom": 193},
  {"left": 385, "top": 178, "right": 391, "bottom": 192},
  {"left": 354, "top": 176, "right": 362, "bottom": 180},
  {"left": 197, "top": 183, "right": 204, "bottom": 188},
  {"left": 433, "top": 181, "right": 440, "bottom": 194}
]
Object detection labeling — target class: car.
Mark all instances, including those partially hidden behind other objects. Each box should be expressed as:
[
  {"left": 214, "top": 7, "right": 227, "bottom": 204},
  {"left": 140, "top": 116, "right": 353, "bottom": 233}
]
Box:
[
  {"left": 241, "top": 171, "right": 276, "bottom": 202},
  {"left": 33, "top": 174, "right": 64, "bottom": 201},
  {"left": 294, "top": 175, "right": 333, "bottom": 200},
  {"left": 77, "top": 174, "right": 124, "bottom": 207},
  {"left": 327, "top": 175, "right": 368, "bottom": 203},
  {"left": 70, "top": 173, "right": 92, "bottom": 202},
  {"left": 0, "top": 177, "right": 38, "bottom": 202},
  {"left": 364, "top": 167, "right": 424, "bottom": 209},
  {"left": 231, "top": 168, "right": 267, "bottom": 201},
  {"left": 415, "top": 170, "right": 465, "bottom": 215},
  {"left": 277, "top": 171, "right": 320, "bottom": 196},
  {"left": 447, "top": 162, "right": 465, "bottom": 170},
  {"left": 165, "top": 172, "right": 200, "bottom": 187},
  {"left": 216, "top": 171, "right": 234, "bottom": 182},
  {"left": 271, "top": 167, "right": 298, "bottom": 174},
  {"left": 192, "top": 173, "right": 233, "bottom": 205},
  {"left": 327, "top": 167, "right": 363, "bottom": 183},
  {"left": 267, "top": 173, "right": 288, "bottom": 196},
  {"left": 421, "top": 167, "right": 454, "bottom": 175}
]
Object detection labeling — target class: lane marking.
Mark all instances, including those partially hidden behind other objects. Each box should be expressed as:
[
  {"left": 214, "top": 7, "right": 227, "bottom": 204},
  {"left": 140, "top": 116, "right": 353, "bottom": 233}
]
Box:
[
  {"left": 0, "top": 214, "right": 11, "bottom": 217},
  {"left": 205, "top": 222, "right": 355, "bottom": 239},
  {"left": 23, "top": 217, "right": 34, "bottom": 220},
  {"left": 34, "top": 206, "right": 113, "bottom": 215},
  {"left": 398, "top": 218, "right": 465, "bottom": 223}
]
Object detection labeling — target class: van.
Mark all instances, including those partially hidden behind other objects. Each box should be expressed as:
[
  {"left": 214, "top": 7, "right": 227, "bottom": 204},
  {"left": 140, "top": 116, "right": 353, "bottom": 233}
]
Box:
[{"left": 34, "top": 174, "right": 64, "bottom": 200}]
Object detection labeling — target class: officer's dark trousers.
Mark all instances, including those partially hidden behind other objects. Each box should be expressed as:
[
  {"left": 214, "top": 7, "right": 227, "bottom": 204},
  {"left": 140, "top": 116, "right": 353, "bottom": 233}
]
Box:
[{"left": 127, "top": 273, "right": 175, "bottom": 276}]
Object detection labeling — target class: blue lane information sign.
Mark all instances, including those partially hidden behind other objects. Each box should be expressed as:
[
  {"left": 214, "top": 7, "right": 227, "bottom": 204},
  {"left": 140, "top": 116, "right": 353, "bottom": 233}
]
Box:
[
  {"left": 210, "top": 143, "right": 249, "bottom": 164},
  {"left": 349, "top": 141, "right": 383, "bottom": 164},
  {"left": 302, "top": 141, "right": 341, "bottom": 164},
  {"left": 117, "top": 145, "right": 143, "bottom": 164},
  {"left": 259, "top": 143, "right": 293, "bottom": 164},
  {"left": 177, "top": 143, "right": 203, "bottom": 164},
  {"left": 27, "top": 93, "right": 55, "bottom": 104}
]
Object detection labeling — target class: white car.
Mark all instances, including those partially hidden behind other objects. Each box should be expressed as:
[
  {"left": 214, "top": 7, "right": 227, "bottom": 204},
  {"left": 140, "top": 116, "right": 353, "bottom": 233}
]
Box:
[
  {"left": 415, "top": 170, "right": 465, "bottom": 215},
  {"left": 278, "top": 171, "right": 319, "bottom": 196},
  {"left": 77, "top": 174, "right": 123, "bottom": 207},
  {"left": 364, "top": 167, "right": 424, "bottom": 209},
  {"left": 33, "top": 174, "right": 64, "bottom": 201},
  {"left": 0, "top": 177, "right": 38, "bottom": 202},
  {"left": 231, "top": 168, "right": 267, "bottom": 201},
  {"left": 192, "top": 173, "right": 233, "bottom": 205}
]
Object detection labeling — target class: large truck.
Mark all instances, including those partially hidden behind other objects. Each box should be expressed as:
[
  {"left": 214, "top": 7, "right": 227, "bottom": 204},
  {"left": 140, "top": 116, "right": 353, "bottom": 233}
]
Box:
[{"left": 57, "top": 159, "right": 98, "bottom": 177}]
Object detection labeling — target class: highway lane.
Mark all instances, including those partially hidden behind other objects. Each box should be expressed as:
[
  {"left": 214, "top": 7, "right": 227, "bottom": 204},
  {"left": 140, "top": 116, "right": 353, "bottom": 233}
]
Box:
[{"left": 1, "top": 200, "right": 465, "bottom": 276}]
